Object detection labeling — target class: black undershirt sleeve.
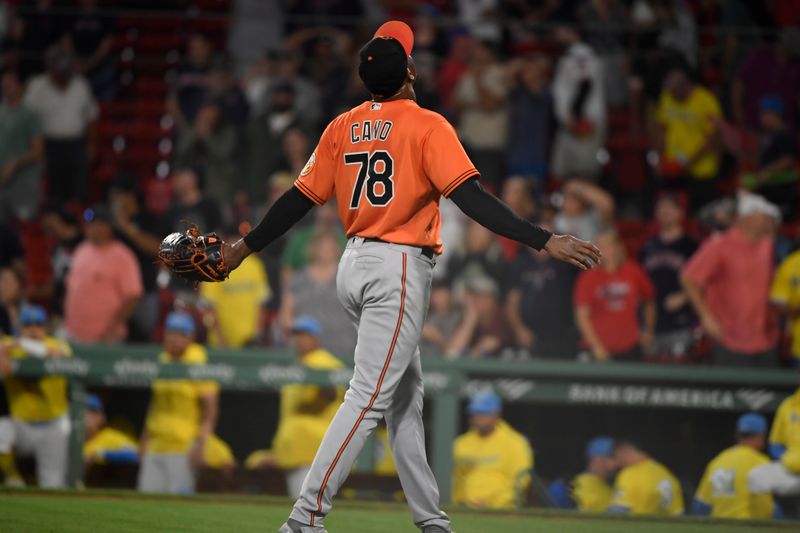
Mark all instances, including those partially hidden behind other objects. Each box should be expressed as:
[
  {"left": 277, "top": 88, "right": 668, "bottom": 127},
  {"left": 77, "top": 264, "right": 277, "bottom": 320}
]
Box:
[
  {"left": 242, "top": 186, "right": 315, "bottom": 252},
  {"left": 448, "top": 177, "right": 552, "bottom": 251}
]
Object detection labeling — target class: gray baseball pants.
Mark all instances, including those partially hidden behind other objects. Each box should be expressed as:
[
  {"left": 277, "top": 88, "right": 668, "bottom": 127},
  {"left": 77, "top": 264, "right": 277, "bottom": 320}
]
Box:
[
  {"left": 288, "top": 237, "right": 451, "bottom": 531},
  {"left": 137, "top": 452, "right": 195, "bottom": 494},
  {"left": 0, "top": 415, "right": 70, "bottom": 488}
]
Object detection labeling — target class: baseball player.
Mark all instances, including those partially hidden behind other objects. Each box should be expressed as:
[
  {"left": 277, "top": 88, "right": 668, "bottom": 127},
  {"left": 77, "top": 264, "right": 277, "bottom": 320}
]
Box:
[
  {"left": 0, "top": 305, "right": 72, "bottom": 488},
  {"left": 609, "top": 440, "right": 684, "bottom": 515},
  {"left": 692, "top": 413, "right": 775, "bottom": 519},
  {"left": 219, "top": 21, "right": 599, "bottom": 533}
]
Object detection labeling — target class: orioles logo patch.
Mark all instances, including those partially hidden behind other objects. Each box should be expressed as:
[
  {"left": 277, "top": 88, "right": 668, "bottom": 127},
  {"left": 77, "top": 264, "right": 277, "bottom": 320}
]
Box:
[{"left": 300, "top": 151, "right": 316, "bottom": 176}]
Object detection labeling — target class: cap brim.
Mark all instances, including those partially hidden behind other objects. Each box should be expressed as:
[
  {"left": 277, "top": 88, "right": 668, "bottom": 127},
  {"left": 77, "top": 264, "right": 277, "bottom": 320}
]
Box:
[{"left": 374, "top": 21, "right": 414, "bottom": 56}]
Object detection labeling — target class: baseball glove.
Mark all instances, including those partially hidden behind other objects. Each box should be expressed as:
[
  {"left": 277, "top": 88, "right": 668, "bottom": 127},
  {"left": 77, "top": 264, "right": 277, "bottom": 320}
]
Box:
[{"left": 158, "top": 224, "right": 229, "bottom": 284}]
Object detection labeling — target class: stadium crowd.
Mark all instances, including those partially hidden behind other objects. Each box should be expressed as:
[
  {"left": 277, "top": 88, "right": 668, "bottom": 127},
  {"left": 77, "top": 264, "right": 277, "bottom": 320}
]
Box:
[
  {"left": 1, "top": 0, "right": 800, "bottom": 522},
  {"left": 1, "top": 0, "right": 800, "bottom": 367}
]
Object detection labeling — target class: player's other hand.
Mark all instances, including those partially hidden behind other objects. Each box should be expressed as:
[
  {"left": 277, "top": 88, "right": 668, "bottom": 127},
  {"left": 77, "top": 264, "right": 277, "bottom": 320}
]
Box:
[
  {"left": 544, "top": 234, "right": 601, "bottom": 270},
  {"left": 223, "top": 238, "right": 252, "bottom": 272}
]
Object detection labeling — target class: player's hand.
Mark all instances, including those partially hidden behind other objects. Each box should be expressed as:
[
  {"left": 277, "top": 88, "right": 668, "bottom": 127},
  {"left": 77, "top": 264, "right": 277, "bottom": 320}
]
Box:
[
  {"left": 700, "top": 311, "right": 723, "bottom": 341},
  {"left": 544, "top": 234, "right": 601, "bottom": 270},
  {"left": 189, "top": 439, "right": 205, "bottom": 468},
  {"left": 223, "top": 238, "right": 252, "bottom": 272}
]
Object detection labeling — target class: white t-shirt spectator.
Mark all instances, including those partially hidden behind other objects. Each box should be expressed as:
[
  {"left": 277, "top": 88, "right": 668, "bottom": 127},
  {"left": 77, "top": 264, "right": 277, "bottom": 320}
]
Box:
[
  {"left": 24, "top": 74, "right": 98, "bottom": 139},
  {"left": 552, "top": 42, "right": 606, "bottom": 132}
]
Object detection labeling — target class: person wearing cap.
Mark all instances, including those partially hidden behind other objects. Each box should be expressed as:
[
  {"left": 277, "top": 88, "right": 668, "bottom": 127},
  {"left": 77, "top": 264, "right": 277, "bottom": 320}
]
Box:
[
  {"left": 243, "top": 79, "right": 316, "bottom": 201},
  {"left": 63, "top": 203, "right": 143, "bottom": 344},
  {"left": 639, "top": 193, "right": 698, "bottom": 360},
  {"left": 199, "top": 226, "right": 270, "bottom": 348},
  {"left": 446, "top": 275, "right": 513, "bottom": 359},
  {"left": 570, "top": 437, "right": 617, "bottom": 512},
  {"left": 452, "top": 391, "right": 533, "bottom": 509},
  {"left": 609, "top": 440, "right": 683, "bottom": 515},
  {"left": 263, "top": 315, "right": 344, "bottom": 498},
  {"left": 654, "top": 66, "right": 722, "bottom": 211},
  {"left": 83, "top": 393, "right": 138, "bottom": 467},
  {"left": 752, "top": 387, "right": 800, "bottom": 498},
  {"left": 221, "top": 18, "right": 597, "bottom": 533},
  {"left": 137, "top": 312, "right": 219, "bottom": 494},
  {"left": 575, "top": 229, "right": 656, "bottom": 362},
  {"left": 741, "top": 95, "right": 798, "bottom": 219},
  {"left": 692, "top": 413, "right": 775, "bottom": 519},
  {"left": 682, "top": 192, "right": 780, "bottom": 366},
  {"left": 0, "top": 305, "right": 72, "bottom": 488}
]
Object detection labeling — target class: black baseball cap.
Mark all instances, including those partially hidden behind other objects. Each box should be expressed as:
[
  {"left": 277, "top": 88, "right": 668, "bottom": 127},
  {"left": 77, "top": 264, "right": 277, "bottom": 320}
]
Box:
[{"left": 359, "top": 21, "right": 414, "bottom": 98}]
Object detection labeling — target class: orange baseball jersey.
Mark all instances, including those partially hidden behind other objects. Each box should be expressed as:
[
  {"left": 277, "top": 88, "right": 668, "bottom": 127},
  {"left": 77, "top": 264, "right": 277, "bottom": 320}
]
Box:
[{"left": 294, "top": 98, "right": 478, "bottom": 253}]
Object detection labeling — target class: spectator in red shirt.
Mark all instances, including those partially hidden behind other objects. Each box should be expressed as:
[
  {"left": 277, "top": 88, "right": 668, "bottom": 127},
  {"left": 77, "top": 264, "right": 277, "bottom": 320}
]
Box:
[
  {"left": 681, "top": 192, "right": 781, "bottom": 367},
  {"left": 574, "top": 230, "right": 657, "bottom": 362}
]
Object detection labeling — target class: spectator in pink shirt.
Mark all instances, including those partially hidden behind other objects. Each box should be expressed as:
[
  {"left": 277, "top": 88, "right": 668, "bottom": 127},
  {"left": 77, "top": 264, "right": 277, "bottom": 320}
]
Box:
[
  {"left": 64, "top": 204, "right": 143, "bottom": 343},
  {"left": 681, "top": 193, "right": 781, "bottom": 366}
]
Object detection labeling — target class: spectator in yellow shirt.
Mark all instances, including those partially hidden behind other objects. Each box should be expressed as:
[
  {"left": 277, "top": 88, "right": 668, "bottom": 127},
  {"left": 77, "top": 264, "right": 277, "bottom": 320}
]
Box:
[
  {"left": 609, "top": 440, "right": 684, "bottom": 515},
  {"left": 770, "top": 249, "right": 800, "bottom": 367},
  {"left": 0, "top": 305, "right": 72, "bottom": 488},
  {"left": 571, "top": 437, "right": 617, "bottom": 512},
  {"left": 452, "top": 391, "right": 533, "bottom": 509},
  {"left": 655, "top": 66, "right": 722, "bottom": 211},
  {"left": 199, "top": 229, "right": 270, "bottom": 348},
  {"left": 749, "top": 387, "right": 800, "bottom": 497},
  {"left": 84, "top": 393, "right": 138, "bottom": 466},
  {"left": 693, "top": 413, "right": 774, "bottom": 519},
  {"left": 137, "top": 312, "right": 219, "bottom": 494},
  {"left": 247, "top": 316, "right": 344, "bottom": 497}
]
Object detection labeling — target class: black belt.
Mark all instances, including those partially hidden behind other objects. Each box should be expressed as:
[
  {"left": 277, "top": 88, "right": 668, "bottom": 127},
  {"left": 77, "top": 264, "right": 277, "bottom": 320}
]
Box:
[{"left": 361, "top": 237, "right": 436, "bottom": 260}]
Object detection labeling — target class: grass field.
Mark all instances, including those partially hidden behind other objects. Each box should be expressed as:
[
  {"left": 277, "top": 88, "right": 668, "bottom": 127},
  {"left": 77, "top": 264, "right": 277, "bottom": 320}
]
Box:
[{"left": 0, "top": 490, "right": 796, "bottom": 533}]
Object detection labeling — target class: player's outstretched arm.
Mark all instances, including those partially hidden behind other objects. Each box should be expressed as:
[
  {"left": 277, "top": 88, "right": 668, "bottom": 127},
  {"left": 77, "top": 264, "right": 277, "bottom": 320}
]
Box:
[
  {"left": 449, "top": 178, "right": 600, "bottom": 270},
  {"left": 224, "top": 186, "right": 316, "bottom": 270}
]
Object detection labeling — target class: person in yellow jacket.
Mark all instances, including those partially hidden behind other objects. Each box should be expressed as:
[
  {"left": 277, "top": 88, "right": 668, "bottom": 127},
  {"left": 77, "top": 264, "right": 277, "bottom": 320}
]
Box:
[
  {"left": 0, "top": 305, "right": 72, "bottom": 488},
  {"left": 247, "top": 316, "right": 344, "bottom": 497},
  {"left": 749, "top": 387, "right": 800, "bottom": 496},
  {"left": 84, "top": 393, "right": 138, "bottom": 466},
  {"left": 137, "top": 312, "right": 219, "bottom": 494},
  {"left": 571, "top": 437, "right": 617, "bottom": 512},
  {"left": 609, "top": 440, "right": 684, "bottom": 515},
  {"left": 199, "top": 237, "right": 270, "bottom": 348},
  {"left": 452, "top": 391, "right": 533, "bottom": 509},
  {"left": 84, "top": 392, "right": 234, "bottom": 474},
  {"left": 693, "top": 413, "right": 775, "bottom": 519}
]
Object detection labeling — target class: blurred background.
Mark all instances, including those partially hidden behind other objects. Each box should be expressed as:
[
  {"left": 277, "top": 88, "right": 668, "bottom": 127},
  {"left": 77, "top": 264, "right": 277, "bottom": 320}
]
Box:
[{"left": 1, "top": 0, "right": 800, "bottom": 520}]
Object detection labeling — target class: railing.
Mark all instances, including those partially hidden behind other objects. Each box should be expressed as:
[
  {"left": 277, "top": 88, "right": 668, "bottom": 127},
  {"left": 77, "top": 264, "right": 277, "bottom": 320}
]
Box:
[{"left": 5, "top": 345, "right": 797, "bottom": 502}]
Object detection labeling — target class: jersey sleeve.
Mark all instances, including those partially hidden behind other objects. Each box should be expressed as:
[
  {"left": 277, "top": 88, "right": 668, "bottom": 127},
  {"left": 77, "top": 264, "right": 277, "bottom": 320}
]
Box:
[
  {"left": 295, "top": 122, "right": 337, "bottom": 205},
  {"left": 422, "top": 119, "right": 479, "bottom": 198}
]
